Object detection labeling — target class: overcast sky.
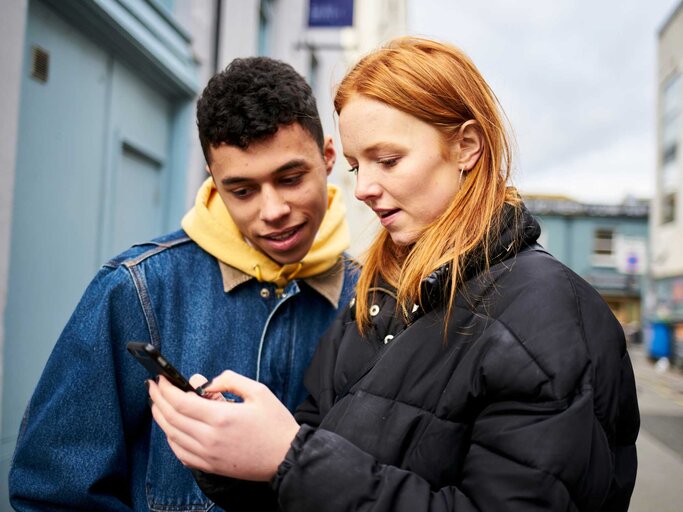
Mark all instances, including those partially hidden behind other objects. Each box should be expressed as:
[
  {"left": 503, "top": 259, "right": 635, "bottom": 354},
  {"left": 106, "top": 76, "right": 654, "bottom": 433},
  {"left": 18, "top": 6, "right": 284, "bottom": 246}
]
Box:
[{"left": 407, "top": 0, "right": 681, "bottom": 204}]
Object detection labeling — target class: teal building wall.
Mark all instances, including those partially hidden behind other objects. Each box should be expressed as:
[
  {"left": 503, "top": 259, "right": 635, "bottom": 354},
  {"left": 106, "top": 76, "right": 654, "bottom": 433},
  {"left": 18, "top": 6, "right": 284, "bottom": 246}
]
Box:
[
  {"left": 526, "top": 197, "right": 649, "bottom": 332},
  {"left": 0, "top": 1, "right": 199, "bottom": 506}
]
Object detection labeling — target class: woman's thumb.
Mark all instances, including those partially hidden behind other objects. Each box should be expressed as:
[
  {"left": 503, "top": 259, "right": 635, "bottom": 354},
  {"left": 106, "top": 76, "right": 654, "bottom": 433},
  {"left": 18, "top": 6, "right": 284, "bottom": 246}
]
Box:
[{"left": 203, "top": 370, "right": 260, "bottom": 400}]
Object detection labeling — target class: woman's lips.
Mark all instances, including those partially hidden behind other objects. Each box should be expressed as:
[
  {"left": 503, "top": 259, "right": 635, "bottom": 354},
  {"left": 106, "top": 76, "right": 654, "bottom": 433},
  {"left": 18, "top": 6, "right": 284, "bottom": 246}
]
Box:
[{"left": 376, "top": 209, "right": 400, "bottom": 227}]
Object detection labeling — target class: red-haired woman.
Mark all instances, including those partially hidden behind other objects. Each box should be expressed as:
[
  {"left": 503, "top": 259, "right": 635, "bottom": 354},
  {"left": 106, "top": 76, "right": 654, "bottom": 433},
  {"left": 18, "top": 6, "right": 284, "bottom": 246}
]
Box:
[{"left": 148, "top": 37, "right": 639, "bottom": 511}]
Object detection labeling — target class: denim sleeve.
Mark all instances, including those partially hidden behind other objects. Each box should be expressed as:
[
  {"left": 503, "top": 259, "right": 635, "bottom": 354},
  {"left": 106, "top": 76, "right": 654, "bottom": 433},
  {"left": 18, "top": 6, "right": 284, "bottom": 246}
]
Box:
[{"left": 9, "top": 265, "right": 151, "bottom": 510}]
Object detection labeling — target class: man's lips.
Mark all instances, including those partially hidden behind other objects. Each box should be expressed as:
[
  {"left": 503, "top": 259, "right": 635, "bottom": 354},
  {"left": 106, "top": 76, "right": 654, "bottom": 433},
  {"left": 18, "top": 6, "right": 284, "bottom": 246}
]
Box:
[
  {"left": 261, "top": 224, "right": 304, "bottom": 242},
  {"left": 264, "top": 226, "right": 299, "bottom": 240}
]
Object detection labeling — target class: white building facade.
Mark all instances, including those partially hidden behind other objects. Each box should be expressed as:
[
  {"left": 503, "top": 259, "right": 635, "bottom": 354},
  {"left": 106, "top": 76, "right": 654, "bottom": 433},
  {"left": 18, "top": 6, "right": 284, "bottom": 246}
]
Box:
[{"left": 650, "top": 0, "right": 683, "bottom": 363}]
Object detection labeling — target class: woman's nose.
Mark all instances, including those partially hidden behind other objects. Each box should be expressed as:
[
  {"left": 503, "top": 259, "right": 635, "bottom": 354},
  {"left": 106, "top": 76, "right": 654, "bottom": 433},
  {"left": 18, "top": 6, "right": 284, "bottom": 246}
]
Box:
[{"left": 354, "top": 167, "right": 382, "bottom": 202}]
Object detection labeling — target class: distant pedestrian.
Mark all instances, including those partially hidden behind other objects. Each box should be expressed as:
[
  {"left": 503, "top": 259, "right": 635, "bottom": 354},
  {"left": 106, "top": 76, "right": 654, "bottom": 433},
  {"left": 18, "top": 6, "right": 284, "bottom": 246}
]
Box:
[{"left": 149, "top": 36, "right": 640, "bottom": 511}]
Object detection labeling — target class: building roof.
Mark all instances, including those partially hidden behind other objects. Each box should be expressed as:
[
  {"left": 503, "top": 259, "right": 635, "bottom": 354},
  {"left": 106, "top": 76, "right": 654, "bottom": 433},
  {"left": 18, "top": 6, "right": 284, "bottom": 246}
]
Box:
[
  {"left": 523, "top": 195, "right": 649, "bottom": 218},
  {"left": 658, "top": 0, "right": 683, "bottom": 36}
]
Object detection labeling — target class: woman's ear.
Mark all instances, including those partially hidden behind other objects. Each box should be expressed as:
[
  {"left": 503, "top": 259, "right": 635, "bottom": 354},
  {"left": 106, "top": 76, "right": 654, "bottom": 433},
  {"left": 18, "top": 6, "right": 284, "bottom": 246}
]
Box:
[{"left": 456, "top": 120, "right": 483, "bottom": 170}]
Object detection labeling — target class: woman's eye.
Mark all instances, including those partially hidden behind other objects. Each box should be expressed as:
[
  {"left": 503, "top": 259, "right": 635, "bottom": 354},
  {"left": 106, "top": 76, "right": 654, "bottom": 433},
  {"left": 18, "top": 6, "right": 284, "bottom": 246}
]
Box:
[
  {"left": 379, "top": 157, "right": 399, "bottom": 168},
  {"left": 347, "top": 166, "right": 359, "bottom": 175}
]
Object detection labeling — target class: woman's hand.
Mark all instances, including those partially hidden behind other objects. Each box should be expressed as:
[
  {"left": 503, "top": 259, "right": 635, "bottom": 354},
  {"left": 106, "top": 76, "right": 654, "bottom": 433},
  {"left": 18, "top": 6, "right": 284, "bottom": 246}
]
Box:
[{"left": 148, "top": 370, "right": 300, "bottom": 481}]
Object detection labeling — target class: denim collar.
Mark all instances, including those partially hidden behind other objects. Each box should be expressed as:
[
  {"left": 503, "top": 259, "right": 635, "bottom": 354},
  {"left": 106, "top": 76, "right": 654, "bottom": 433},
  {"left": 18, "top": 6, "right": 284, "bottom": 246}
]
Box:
[{"left": 219, "top": 258, "right": 346, "bottom": 308}]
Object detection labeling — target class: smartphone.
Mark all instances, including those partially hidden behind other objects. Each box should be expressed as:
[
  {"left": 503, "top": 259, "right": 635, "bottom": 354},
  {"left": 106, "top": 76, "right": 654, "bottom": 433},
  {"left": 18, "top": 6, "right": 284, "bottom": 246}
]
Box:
[{"left": 126, "top": 341, "right": 204, "bottom": 395}]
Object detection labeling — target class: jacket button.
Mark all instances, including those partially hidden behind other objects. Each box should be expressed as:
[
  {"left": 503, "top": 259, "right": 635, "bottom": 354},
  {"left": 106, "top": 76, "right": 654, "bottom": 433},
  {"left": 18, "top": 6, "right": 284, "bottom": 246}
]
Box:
[
  {"left": 260, "top": 288, "right": 270, "bottom": 299},
  {"left": 383, "top": 334, "right": 394, "bottom": 344},
  {"left": 370, "top": 304, "right": 380, "bottom": 316}
]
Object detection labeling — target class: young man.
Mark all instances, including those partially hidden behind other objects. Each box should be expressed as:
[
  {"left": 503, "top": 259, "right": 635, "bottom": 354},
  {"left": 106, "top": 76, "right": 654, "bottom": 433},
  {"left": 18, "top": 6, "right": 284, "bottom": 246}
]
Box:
[{"left": 9, "top": 57, "right": 357, "bottom": 511}]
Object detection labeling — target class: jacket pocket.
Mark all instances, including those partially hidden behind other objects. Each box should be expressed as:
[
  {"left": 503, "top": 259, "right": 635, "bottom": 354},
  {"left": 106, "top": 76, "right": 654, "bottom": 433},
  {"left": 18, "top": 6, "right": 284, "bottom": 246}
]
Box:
[
  {"left": 405, "top": 414, "right": 471, "bottom": 488},
  {"left": 146, "top": 424, "right": 219, "bottom": 511}
]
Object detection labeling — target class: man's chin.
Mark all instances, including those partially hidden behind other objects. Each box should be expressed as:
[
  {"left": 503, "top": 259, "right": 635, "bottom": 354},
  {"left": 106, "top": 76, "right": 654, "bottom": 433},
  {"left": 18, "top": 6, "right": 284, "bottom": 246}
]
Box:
[{"left": 267, "top": 248, "right": 309, "bottom": 265}]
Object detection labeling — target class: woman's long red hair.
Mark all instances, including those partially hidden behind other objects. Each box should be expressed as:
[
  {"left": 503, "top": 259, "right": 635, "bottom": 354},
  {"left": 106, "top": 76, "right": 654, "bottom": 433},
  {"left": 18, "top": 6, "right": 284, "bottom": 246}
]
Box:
[{"left": 334, "top": 37, "right": 520, "bottom": 333}]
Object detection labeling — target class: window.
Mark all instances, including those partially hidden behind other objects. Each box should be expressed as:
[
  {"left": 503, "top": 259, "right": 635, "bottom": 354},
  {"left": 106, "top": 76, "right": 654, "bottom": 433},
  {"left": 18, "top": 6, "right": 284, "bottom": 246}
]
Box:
[
  {"left": 258, "top": 0, "right": 275, "bottom": 56},
  {"left": 663, "top": 73, "right": 682, "bottom": 117},
  {"left": 662, "top": 192, "right": 676, "bottom": 224},
  {"left": 660, "top": 73, "right": 681, "bottom": 225},
  {"left": 663, "top": 115, "right": 679, "bottom": 149},
  {"left": 593, "top": 228, "right": 615, "bottom": 267},
  {"left": 155, "top": 0, "right": 175, "bottom": 12},
  {"left": 663, "top": 144, "right": 678, "bottom": 164},
  {"left": 662, "top": 157, "right": 679, "bottom": 192}
]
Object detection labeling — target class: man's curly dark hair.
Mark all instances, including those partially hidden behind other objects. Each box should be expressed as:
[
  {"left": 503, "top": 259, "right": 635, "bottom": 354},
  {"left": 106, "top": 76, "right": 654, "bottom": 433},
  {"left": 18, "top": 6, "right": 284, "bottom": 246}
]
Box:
[{"left": 197, "top": 57, "right": 324, "bottom": 163}]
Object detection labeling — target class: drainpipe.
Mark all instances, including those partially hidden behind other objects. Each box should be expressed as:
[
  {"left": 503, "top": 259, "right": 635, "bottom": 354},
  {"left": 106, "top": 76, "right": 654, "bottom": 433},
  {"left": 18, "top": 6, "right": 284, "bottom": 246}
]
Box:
[{"left": 213, "top": 0, "right": 222, "bottom": 73}]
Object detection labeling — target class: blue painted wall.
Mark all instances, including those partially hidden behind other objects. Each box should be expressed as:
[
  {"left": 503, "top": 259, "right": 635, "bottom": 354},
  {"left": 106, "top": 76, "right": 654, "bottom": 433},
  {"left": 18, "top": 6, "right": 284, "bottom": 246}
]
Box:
[
  {"left": 537, "top": 214, "right": 649, "bottom": 277},
  {"left": 532, "top": 207, "right": 649, "bottom": 335},
  {"left": 1, "top": 1, "right": 199, "bottom": 506}
]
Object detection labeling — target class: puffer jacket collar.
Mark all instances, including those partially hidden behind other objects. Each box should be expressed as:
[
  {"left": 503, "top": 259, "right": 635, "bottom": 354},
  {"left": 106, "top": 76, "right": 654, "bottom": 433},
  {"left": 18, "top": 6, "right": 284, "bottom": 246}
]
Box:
[{"left": 419, "top": 203, "right": 541, "bottom": 315}]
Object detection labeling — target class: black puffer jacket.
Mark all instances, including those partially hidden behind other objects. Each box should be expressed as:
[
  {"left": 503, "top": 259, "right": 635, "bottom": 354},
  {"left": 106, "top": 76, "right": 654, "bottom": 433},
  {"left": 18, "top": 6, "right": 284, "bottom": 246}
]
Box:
[{"left": 203, "top": 206, "right": 639, "bottom": 511}]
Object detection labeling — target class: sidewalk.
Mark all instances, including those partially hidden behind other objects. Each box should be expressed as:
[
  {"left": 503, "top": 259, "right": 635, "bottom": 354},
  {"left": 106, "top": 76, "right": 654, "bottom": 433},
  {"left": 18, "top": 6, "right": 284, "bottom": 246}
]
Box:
[
  {"left": 627, "top": 343, "right": 683, "bottom": 512},
  {"left": 630, "top": 341, "right": 683, "bottom": 409}
]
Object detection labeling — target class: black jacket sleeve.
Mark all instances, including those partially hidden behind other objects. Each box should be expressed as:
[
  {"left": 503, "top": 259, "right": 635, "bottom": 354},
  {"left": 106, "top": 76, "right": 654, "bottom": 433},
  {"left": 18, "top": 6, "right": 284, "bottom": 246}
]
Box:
[
  {"left": 272, "top": 390, "right": 602, "bottom": 512},
  {"left": 192, "top": 470, "right": 277, "bottom": 512}
]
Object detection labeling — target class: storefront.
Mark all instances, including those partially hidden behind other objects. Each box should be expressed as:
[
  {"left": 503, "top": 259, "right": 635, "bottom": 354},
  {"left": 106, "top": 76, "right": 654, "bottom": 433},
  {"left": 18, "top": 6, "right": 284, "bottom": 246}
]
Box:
[{"left": 647, "top": 276, "right": 683, "bottom": 365}]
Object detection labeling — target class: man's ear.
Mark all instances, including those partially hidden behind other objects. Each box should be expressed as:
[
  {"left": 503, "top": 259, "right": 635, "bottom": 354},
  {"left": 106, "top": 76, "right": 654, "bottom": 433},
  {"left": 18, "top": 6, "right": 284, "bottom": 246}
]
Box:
[
  {"left": 323, "top": 136, "right": 336, "bottom": 176},
  {"left": 455, "top": 120, "right": 483, "bottom": 170}
]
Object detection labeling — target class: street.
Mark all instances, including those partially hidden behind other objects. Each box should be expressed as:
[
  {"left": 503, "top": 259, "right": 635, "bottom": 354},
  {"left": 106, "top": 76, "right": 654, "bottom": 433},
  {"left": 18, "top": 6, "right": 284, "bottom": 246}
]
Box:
[{"left": 628, "top": 343, "right": 683, "bottom": 511}]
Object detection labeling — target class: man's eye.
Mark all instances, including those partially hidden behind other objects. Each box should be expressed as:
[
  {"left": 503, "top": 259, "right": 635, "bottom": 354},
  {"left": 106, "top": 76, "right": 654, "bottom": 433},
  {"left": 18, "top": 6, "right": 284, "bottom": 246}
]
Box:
[
  {"left": 230, "top": 188, "right": 252, "bottom": 198},
  {"left": 281, "top": 174, "right": 303, "bottom": 185},
  {"left": 347, "top": 166, "right": 358, "bottom": 175}
]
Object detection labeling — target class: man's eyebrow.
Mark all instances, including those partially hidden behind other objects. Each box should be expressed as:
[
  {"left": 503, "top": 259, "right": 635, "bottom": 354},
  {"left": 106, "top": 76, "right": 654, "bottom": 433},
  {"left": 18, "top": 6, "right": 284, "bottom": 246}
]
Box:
[
  {"left": 273, "top": 158, "right": 308, "bottom": 174},
  {"left": 220, "top": 159, "right": 308, "bottom": 186}
]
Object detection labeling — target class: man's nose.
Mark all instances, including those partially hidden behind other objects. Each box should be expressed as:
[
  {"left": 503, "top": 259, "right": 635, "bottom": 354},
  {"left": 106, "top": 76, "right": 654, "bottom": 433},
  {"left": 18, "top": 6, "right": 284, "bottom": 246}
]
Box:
[{"left": 259, "top": 187, "right": 291, "bottom": 223}]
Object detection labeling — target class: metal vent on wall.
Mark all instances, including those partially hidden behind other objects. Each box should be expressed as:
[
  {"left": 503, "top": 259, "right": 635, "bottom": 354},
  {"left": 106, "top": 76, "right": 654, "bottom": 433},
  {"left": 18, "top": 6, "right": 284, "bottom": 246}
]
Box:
[{"left": 31, "top": 46, "right": 49, "bottom": 83}]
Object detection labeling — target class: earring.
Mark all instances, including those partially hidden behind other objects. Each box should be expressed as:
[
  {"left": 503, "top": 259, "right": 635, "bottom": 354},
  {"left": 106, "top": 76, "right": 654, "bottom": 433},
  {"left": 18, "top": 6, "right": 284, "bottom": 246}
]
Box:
[{"left": 459, "top": 167, "right": 467, "bottom": 184}]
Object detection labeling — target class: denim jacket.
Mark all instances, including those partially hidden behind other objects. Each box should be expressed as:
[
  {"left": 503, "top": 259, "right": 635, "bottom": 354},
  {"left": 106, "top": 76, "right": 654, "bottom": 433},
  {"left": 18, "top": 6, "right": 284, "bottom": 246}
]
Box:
[{"left": 9, "top": 230, "right": 358, "bottom": 511}]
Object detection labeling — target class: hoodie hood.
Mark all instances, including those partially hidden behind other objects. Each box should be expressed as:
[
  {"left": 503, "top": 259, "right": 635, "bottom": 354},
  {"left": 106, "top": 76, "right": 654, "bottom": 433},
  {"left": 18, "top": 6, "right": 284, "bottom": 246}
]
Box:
[{"left": 181, "top": 177, "right": 350, "bottom": 289}]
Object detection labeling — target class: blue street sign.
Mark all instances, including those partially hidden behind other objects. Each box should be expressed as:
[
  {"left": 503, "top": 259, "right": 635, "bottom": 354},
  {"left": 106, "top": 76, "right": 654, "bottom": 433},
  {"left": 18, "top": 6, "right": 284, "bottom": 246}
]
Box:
[{"left": 308, "top": 0, "right": 354, "bottom": 27}]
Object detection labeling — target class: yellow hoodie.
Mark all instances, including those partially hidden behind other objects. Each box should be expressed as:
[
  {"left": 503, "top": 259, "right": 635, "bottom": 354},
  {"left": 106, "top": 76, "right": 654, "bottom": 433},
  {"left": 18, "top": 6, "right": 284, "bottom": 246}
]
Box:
[{"left": 182, "top": 177, "right": 350, "bottom": 289}]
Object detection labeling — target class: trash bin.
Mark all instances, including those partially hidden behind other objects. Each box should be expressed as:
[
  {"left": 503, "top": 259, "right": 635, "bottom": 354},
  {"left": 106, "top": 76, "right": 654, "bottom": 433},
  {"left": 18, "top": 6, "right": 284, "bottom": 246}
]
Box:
[{"left": 648, "top": 322, "right": 672, "bottom": 359}]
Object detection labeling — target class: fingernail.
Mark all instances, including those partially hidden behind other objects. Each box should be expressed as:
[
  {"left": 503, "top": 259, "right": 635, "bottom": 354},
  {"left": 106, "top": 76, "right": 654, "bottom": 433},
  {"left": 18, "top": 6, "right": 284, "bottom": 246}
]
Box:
[{"left": 197, "top": 379, "right": 214, "bottom": 393}]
